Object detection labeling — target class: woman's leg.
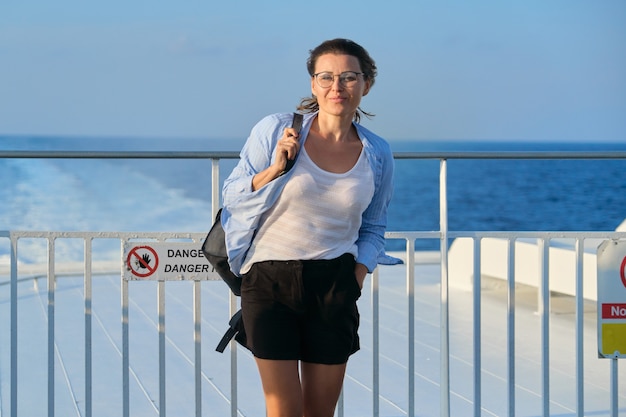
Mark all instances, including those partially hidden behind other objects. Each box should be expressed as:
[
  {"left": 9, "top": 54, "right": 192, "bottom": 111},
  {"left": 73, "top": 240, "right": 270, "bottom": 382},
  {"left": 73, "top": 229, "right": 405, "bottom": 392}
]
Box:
[
  {"left": 255, "top": 358, "right": 303, "bottom": 417},
  {"left": 301, "top": 362, "right": 347, "bottom": 417}
]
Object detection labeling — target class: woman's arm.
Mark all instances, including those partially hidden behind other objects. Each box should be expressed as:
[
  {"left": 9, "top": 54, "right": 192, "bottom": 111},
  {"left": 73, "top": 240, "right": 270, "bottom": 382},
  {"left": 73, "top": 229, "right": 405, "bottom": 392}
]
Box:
[{"left": 251, "top": 126, "right": 301, "bottom": 191}]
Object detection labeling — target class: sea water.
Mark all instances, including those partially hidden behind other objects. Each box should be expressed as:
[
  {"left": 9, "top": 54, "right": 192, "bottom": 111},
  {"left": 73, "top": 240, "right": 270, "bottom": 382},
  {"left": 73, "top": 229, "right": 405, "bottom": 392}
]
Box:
[{"left": 1, "top": 136, "right": 625, "bottom": 260}]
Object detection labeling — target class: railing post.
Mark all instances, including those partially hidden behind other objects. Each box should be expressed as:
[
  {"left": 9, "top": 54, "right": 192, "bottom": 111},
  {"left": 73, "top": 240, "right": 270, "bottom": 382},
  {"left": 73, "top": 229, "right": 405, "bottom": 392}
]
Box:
[
  {"left": 539, "top": 238, "right": 550, "bottom": 417},
  {"left": 406, "top": 238, "right": 415, "bottom": 417},
  {"left": 610, "top": 358, "right": 618, "bottom": 417},
  {"left": 209, "top": 156, "right": 239, "bottom": 417},
  {"left": 10, "top": 234, "right": 18, "bottom": 417},
  {"left": 507, "top": 238, "right": 516, "bottom": 417},
  {"left": 194, "top": 280, "right": 202, "bottom": 417},
  {"left": 158, "top": 280, "right": 166, "bottom": 416},
  {"left": 121, "top": 239, "right": 130, "bottom": 417},
  {"left": 211, "top": 158, "right": 220, "bottom": 218},
  {"left": 439, "top": 159, "right": 450, "bottom": 417},
  {"left": 575, "top": 238, "right": 584, "bottom": 417},
  {"left": 47, "top": 236, "right": 55, "bottom": 417},
  {"left": 85, "top": 237, "right": 93, "bottom": 417},
  {"left": 372, "top": 267, "right": 380, "bottom": 417},
  {"left": 472, "top": 238, "right": 481, "bottom": 417},
  {"left": 230, "top": 292, "right": 238, "bottom": 417}
]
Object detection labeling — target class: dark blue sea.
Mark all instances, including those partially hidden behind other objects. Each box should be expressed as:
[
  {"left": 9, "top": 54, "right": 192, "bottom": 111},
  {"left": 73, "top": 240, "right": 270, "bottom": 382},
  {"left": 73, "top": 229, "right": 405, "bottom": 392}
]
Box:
[{"left": 1, "top": 136, "right": 625, "bottom": 258}]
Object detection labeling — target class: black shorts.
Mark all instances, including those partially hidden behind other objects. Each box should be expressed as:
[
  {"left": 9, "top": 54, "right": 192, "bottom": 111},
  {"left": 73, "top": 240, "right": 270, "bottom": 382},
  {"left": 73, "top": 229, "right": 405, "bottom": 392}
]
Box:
[{"left": 239, "top": 253, "right": 361, "bottom": 364}]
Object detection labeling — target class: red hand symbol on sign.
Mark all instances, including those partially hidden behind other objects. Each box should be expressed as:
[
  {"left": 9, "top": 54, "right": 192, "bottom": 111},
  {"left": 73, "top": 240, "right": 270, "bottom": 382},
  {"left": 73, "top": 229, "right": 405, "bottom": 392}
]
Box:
[{"left": 127, "top": 246, "right": 159, "bottom": 278}]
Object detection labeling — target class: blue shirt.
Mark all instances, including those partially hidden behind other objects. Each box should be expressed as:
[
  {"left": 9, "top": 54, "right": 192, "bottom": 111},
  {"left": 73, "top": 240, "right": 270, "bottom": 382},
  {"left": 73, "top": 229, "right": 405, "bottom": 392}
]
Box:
[{"left": 221, "top": 112, "right": 395, "bottom": 276}]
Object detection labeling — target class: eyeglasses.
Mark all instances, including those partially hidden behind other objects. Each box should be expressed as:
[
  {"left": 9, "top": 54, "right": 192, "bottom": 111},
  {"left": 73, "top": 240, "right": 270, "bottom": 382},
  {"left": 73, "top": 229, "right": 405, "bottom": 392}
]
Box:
[{"left": 313, "top": 71, "right": 364, "bottom": 88}]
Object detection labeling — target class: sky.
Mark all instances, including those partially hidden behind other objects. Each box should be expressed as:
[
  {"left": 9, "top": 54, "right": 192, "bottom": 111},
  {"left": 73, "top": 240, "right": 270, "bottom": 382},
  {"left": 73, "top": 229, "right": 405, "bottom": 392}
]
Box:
[{"left": 1, "top": 0, "right": 625, "bottom": 143}]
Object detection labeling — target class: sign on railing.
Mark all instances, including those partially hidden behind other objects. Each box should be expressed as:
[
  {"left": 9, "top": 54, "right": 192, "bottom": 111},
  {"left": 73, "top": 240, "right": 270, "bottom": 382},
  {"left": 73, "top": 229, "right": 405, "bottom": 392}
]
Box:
[
  {"left": 123, "top": 241, "right": 220, "bottom": 281},
  {"left": 597, "top": 239, "right": 626, "bottom": 359}
]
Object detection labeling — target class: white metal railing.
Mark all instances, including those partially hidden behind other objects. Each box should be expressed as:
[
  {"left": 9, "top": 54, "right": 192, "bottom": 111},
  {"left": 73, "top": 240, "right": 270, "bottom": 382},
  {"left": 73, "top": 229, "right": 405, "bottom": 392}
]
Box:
[{"left": 1, "top": 150, "right": 626, "bottom": 417}]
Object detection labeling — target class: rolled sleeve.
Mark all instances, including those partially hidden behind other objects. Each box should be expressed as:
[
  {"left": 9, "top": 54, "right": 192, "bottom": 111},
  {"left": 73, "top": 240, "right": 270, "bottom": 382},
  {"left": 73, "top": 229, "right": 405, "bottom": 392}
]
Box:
[
  {"left": 223, "top": 115, "right": 280, "bottom": 207},
  {"left": 355, "top": 126, "right": 395, "bottom": 273}
]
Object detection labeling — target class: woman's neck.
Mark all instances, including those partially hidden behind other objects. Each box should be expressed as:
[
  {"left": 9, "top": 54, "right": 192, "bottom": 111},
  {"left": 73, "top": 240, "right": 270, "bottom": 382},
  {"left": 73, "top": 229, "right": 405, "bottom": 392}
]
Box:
[{"left": 313, "top": 113, "right": 355, "bottom": 143}]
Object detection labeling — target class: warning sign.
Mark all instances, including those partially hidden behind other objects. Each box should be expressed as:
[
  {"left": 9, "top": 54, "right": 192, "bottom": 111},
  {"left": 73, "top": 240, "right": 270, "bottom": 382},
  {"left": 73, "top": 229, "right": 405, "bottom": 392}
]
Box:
[
  {"left": 126, "top": 245, "right": 159, "bottom": 278},
  {"left": 123, "top": 242, "right": 221, "bottom": 281},
  {"left": 597, "top": 239, "right": 626, "bottom": 359}
]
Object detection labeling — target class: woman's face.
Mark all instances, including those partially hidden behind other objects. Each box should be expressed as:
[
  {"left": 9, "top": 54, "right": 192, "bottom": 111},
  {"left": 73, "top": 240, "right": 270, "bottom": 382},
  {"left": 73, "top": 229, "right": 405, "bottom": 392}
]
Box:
[{"left": 311, "top": 53, "right": 371, "bottom": 119}]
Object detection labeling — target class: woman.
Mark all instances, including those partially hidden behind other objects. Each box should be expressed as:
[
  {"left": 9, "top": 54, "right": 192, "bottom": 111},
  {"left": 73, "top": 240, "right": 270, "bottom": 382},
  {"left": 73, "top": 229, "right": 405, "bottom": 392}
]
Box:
[{"left": 221, "top": 38, "right": 394, "bottom": 417}]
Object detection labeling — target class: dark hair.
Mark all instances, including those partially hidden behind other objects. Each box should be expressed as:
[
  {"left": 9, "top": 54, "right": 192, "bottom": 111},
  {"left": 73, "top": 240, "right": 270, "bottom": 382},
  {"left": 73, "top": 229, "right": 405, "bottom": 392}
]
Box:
[{"left": 297, "top": 38, "right": 377, "bottom": 123}]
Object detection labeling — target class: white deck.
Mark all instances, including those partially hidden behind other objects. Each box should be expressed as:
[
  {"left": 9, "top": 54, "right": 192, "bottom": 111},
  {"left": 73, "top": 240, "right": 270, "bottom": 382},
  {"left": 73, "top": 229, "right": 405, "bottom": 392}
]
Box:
[{"left": 1, "top": 255, "right": 625, "bottom": 417}]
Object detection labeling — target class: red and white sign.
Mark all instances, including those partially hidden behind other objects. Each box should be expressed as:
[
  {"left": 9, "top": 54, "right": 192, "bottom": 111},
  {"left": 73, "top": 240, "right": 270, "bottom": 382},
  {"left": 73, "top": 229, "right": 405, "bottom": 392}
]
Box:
[
  {"left": 602, "top": 303, "right": 626, "bottom": 319},
  {"left": 123, "top": 242, "right": 220, "bottom": 281},
  {"left": 597, "top": 240, "right": 626, "bottom": 359},
  {"left": 126, "top": 246, "right": 159, "bottom": 278}
]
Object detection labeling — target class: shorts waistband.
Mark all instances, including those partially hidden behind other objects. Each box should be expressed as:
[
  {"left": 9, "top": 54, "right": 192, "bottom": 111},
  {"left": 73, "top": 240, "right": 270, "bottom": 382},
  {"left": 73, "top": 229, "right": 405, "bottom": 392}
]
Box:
[
  {"left": 301, "top": 253, "right": 354, "bottom": 268},
  {"left": 254, "top": 253, "right": 355, "bottom": 270}
]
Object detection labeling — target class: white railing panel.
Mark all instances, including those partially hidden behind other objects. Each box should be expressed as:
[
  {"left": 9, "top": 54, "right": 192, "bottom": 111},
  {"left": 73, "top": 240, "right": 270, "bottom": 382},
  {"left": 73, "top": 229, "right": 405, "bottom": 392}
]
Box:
[
  {"left": 2, "top": 230, "right": 626, "bottom": 417},
  {"left": 2, "top": 150, "right": 626, "bottom": 417}
]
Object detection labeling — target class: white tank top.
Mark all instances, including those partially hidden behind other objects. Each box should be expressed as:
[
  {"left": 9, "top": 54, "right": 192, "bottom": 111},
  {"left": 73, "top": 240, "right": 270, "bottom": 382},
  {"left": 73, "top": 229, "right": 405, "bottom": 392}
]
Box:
[{"left": 240, "top": 145, "right": 375, "bottom": 274}]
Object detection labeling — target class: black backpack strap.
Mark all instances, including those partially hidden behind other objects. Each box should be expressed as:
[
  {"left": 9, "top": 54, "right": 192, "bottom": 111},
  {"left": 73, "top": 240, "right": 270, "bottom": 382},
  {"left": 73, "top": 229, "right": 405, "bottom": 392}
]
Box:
[
  {"left": 291, "top": 112, "right": 303, "bottom": 133},
  {"left": 215, "top": 327, "right": 238, "bottom": 353},
  {"left": 215, "top": 309, "right": 244, "bottom": 352},
  {"left": 281, "top": 112, "right": 304, "bottom": 175}
]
